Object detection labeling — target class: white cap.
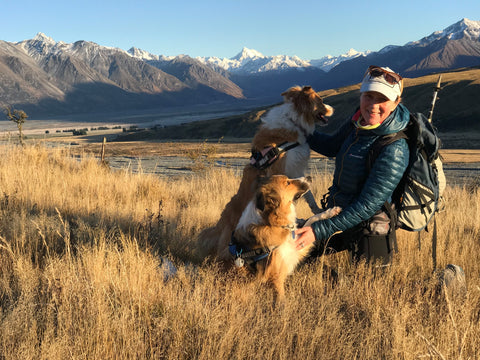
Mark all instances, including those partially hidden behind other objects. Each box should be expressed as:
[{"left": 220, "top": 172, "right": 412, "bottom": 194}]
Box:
[{"left": 360, "top": 66, "right": 403, "bottom": 101}]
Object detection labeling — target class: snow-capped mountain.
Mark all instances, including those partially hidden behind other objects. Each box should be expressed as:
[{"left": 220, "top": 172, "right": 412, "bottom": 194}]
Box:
[
  {"left": 407, "top": 18, "right": 480, "bottom": 46},
  {"left": 131, "top": 17, "right": 480, "bottom": 76},
  {"left": 127, "top": 49, "right": 244, "bottom": 98},
  {"left": 309, "top": 49, "right": 372, "bottom": 71},
  {"left": 0, "top": 18, "right": 479, "bottom": 118},
  {"left": 19, "top": 33, "right": 126, "bottom": 65},
  {"left": 17, "top": 33, "right": 187, "bottom": 94},
  {"left": 231, "top": 47, "right": 265, "bottom": 62},
  {"left": 195, "top": 46, "right": 369, "bottom": 74},
  {"left": 0, "top": 33, "right": 246, "bottom": 116},
  {"left": 196, "top": 47, "right": 312, "bottom": 74},
  {"left": 323, "top": 18, "right": 480, "bottom": 88},
  {"left": 128, "top": 47, "right": 176, "bottom": 62},
  {"left": 377, "top": 45, "right": 401, "bottom": 54}
]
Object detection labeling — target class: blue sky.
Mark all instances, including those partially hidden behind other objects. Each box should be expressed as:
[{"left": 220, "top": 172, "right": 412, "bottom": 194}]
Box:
[{"left": 3, "top": 0, "right": 479, "bottom": 59}]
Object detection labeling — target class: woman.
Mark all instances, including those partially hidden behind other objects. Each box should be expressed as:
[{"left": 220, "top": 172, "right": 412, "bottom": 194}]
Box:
[{"left": 295, "top": 65, "right": 410, "bottom": 265}]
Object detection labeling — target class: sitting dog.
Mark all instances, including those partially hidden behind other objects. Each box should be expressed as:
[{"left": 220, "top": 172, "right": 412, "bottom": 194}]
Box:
[
  {"left": 229, "top": 175, "right": 340, "bottom": 300},
  {"left": 198, "top": 86, "right": 334, "bottom": 260}
]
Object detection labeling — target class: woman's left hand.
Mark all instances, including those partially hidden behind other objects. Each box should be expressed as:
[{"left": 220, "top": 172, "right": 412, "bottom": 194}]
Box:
[{"left": 295, "top": 226, "right": 316, "bottom": 250}]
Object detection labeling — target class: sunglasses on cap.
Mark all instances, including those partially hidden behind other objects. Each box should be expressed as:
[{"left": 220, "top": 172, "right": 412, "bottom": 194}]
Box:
[{"left": 366, "top": 65, "right": 403, "bottom": 85}]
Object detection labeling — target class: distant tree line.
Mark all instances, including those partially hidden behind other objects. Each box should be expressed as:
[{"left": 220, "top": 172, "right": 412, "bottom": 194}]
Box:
[{"left": 44, "top": 125, "right": 124, "bottom": 135}]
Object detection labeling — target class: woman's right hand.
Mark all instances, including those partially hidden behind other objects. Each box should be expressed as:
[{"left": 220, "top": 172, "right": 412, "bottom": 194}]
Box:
[{"left": 294, "top": 226, "right": 316, "bottom": 250}]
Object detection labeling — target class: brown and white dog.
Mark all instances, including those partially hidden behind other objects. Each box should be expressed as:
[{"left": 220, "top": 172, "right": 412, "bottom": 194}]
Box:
[
  {"left": 230, "top": 175, "right": 341, "bottom": 299},
  {"left": 198, "top": 86, "right": 334, "bottom": 261}
]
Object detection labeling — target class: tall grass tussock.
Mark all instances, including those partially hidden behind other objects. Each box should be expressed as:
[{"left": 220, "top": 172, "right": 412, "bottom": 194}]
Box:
[{"left": 0, "top": 144, "right": 479, "bottom": 359}]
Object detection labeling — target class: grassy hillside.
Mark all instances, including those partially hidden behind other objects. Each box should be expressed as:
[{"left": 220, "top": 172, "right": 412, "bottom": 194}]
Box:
[
  {"left": 0, "top": 144, "right": 479, "bottom": 359},
  {"left": 116, "top": 105, "right": 275, "bottom": 141},
  {"left": 115, "top": 66, "right": 480, "bottom": 147}
]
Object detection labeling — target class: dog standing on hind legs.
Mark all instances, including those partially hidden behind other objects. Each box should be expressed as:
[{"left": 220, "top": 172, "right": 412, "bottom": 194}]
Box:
[{"left": 198, "top": 86, "right": 334, "bottom": 261}]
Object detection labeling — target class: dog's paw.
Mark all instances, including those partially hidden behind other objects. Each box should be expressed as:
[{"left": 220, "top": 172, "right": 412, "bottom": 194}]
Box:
[
  {"left": 310, "top": 205, "right": 323, "bottom": 215},
  {"left": 303, "top": 215, "right": 321, "bottom": 227},
  {"left": 325, "top": 206, "right": 342, "bottom": 217},
  {"left": 303, "top": 207, "right": 342, "bottom": 227}
]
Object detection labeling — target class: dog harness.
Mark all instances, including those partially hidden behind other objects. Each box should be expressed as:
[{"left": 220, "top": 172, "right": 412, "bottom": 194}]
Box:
[
  {"left": 229, "top": 237, "right": 273, "bottom": 269},
  {"left": 250, "top": 141, "right": 300, "bottom": 170},
  {"left": 229, "top": 225, "right": 296, "bottom": 270}
]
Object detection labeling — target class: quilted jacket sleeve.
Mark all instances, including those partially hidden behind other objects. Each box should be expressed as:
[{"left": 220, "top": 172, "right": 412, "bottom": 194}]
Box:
[
  {"left": 311, "top": 138, "right": 409, "bottom": 241},
  {"left": 307, "top": 120, "right": 354, "bottom": 158}
]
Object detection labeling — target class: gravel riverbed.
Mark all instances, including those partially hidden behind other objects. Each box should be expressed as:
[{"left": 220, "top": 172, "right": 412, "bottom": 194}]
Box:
[{"left": 105, "top": 155, "right": 480, "bottom": 188}]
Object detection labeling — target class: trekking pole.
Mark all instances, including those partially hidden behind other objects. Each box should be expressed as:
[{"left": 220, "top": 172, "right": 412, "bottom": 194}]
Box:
[
  {"left": 426, "top": 74, "right": 442, "bottom": 272},
  {"left": 427, "top": 75, "right": 442, "bottom": 123}
]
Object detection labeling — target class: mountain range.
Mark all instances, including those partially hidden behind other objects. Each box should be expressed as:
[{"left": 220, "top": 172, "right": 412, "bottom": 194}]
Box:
[
  {"left": 116, "top": 66, "right": 480, "bottom": 145},
  {"left": 0, "top": 18, "right": 479, "bottom": 119}
]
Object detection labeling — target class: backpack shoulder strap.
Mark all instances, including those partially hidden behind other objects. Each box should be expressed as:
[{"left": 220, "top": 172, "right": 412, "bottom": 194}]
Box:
[{"left": 367, "top": 130, "right": 408, "bottom": 171}]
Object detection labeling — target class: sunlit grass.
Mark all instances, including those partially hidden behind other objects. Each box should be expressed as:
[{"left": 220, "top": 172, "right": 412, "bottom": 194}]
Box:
[{"left": 0, "top": 144, "right": 478, "bottom": 359}]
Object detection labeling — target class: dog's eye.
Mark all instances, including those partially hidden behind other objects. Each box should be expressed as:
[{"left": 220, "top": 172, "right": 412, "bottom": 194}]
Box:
[{"left": 286, "top": 180, "right": 290, "bottom": 186}]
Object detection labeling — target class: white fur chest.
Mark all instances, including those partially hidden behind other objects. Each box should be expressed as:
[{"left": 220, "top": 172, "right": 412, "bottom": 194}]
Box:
[
  {"left": 261, "top": 103, "right": 314, "bottom": 143},
  {"left": 236, "top": 200, "right": 301, "bottom": 276},
  {"left": 276, "top": 237, "right": 301, "bottom": 276},
  {"left": 284, "top": 144, "right": 311, "bottom": 178},
  {"left": 236, "top": 201, "right": 261, "bottom": 232},
  {"left": 260, "top": 103, "right": 314, "bottom": 178}
]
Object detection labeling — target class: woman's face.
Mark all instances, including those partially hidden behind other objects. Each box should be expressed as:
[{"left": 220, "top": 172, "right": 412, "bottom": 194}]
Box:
[{"left": 360, "top": 91, "right": 399, "bottom": 126}]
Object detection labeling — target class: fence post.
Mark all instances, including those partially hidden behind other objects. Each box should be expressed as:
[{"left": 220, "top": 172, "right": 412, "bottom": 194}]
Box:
[{"left": 101, "top": 137, "right": 106, "bottom": 164}]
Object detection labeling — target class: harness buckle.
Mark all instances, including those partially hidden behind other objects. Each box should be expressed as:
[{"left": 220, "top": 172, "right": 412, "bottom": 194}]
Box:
[
  {"left": 249, "top": 142, "right": 300, "bottom": 170},
  {"left": 250, "top": 146, "right": 280, "bottom": 169}
]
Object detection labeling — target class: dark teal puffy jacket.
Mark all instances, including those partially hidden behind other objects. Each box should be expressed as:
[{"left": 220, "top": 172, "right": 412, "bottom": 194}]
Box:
[{"left": 306, "top": 104, "right": 410, "bottom": 241}]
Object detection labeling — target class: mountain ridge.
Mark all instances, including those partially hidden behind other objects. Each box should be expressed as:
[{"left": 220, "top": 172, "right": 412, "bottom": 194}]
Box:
[
  {"left": 0, "top": 18, "right": 479, "bottom": 119},
  {"left": 114, "top": 65, "right": 480, "bottom": 143}
]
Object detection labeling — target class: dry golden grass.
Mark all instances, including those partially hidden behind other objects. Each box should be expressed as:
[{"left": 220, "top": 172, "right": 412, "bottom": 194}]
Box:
[
  {"left": 44, "top": 137, "right": 254, "bottom": 159},
  {"left": 0, "top": 144, "right": 479, "bottom": 359}
]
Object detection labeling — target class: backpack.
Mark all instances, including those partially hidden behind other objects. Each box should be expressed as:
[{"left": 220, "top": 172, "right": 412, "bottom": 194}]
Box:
[{"left": 368, "top": 112, "right": 446, "bottom": 268}]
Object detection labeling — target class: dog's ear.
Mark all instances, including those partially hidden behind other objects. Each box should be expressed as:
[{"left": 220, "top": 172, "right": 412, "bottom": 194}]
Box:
[
  {"left": 256, "top": 189, "right": 280, "bottom": 213},
  {"left": 255, "top": 191, "right": 266, "bottom": 212},
  {"left": 281, "top": 85, "right": 301, "bottom": 98}
]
